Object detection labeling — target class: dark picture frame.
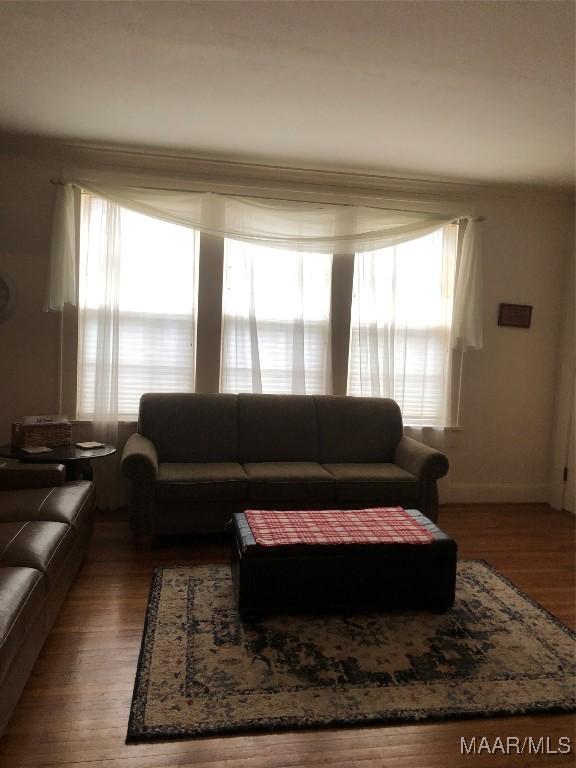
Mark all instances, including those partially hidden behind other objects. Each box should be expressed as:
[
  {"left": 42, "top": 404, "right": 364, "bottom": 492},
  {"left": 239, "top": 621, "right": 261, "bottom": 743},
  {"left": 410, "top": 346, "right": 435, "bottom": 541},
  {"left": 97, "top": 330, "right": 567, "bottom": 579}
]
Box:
[{"left": 498, "top": 303, "right": 533, "bottom": 328}]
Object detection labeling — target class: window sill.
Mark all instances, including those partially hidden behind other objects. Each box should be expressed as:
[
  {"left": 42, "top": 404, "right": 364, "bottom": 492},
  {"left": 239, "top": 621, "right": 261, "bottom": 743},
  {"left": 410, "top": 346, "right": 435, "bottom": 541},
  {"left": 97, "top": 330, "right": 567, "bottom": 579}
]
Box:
[{"left": 404, "top": 425, "right": 463, "bottom": 432}]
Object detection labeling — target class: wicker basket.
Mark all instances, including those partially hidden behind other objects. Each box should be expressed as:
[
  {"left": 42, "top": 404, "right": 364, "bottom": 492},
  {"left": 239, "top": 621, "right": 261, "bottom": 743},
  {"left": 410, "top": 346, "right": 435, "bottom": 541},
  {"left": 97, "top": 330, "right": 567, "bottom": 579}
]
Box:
[{"left": 11, "top": 421, "right": 72, "bottom": 448}]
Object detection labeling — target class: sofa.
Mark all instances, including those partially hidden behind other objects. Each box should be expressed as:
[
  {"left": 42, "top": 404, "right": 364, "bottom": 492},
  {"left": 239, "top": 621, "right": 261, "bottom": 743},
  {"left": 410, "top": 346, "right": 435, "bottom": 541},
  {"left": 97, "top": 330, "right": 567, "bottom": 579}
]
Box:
[
  {"left": 122, "top": 393, "right": 449, "bottom": 538},
  {"left": 0, "top": 464, "right": 95, "bottom": 735}
]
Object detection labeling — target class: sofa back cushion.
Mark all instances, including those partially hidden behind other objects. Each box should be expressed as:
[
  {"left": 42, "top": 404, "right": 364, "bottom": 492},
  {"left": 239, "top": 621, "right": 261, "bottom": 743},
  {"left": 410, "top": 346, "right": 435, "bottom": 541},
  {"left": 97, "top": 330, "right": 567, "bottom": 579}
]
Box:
[
  {"left": 139, "top": 393, "right": 239, "bottom": 462},
  {"left": 238, "top": 394, "right": 319, "bottom": 462},
  {"left": 315, "top": 396, "right": 403, "bottom": 463}
]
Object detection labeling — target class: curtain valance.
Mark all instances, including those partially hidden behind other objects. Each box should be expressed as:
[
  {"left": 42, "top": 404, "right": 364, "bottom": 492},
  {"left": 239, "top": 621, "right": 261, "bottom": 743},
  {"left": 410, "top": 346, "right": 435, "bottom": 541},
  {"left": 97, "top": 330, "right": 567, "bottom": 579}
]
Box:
[{"left": 46, "top": 170, "right": 484, "bottom": 352}]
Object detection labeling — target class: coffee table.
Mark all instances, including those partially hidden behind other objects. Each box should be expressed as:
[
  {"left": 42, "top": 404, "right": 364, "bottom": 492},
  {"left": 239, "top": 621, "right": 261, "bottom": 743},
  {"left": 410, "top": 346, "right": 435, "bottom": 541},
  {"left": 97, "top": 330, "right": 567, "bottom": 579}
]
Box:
[{"left": 231, "top": 508, "right": 457, "bottom": 616}]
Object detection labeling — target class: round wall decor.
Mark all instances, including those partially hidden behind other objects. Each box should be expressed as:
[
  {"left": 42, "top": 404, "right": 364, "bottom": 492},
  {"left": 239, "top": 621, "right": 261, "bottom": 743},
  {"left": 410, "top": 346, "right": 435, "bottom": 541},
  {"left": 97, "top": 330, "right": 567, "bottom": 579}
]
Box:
[{"left": 0, "top": 269, "right": 17, "bottom": 322}]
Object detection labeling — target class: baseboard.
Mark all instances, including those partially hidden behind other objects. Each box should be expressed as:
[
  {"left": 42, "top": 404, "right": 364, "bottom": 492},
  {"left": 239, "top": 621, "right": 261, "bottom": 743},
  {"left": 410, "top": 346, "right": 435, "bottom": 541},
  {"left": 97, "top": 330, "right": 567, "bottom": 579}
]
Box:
[{"left": 445, "top": 482, "right": 549, "bottom": 504}]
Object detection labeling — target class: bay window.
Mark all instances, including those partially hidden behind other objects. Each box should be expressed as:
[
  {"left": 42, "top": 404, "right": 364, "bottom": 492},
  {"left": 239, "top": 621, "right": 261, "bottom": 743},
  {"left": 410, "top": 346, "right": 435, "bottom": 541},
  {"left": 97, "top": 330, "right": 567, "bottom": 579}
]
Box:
[{"left": 54, "top": 180, "right": 481, "bottom": 431}]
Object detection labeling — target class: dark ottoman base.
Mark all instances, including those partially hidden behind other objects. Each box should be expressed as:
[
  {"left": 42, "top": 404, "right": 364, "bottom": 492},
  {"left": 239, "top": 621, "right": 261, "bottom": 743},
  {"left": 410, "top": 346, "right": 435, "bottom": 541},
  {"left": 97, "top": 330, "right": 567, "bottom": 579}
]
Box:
[{"left": 231, "top": 509, "right": 457, "bottom": 616}]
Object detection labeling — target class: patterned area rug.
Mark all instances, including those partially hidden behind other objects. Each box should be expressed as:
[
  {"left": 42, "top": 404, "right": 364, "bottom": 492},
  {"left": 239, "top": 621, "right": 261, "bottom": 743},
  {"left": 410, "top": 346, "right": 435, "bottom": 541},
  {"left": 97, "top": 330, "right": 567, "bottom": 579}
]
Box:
[{"left": 127, "top": 561, "right": 575, "bottom": 742}]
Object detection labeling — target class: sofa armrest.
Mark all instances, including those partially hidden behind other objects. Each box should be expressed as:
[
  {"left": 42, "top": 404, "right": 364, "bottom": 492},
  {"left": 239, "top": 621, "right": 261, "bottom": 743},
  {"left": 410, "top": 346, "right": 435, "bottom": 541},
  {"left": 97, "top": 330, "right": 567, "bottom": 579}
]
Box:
[
  {"left": 393, "top": 436, "right": 449, "bottom": 480},
  {"left": 121, "top": 433, "right": 159, "bottom": 480},
  {"left": 0, "top": 463, "right": 66, "bottom": 490}
]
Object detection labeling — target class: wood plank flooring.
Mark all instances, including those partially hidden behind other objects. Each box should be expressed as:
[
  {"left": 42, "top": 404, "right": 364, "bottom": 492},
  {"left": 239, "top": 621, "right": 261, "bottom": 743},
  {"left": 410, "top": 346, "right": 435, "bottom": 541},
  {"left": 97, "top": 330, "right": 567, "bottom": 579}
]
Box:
[{"left": 0, "top": 504, "right": 574, "bottom": 768}]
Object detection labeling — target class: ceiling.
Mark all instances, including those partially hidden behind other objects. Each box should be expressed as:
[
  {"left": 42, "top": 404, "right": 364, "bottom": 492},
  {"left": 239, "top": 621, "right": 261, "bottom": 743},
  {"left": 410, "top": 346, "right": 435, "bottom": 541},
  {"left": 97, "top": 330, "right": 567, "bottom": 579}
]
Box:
[{"left": 0, "top": 1, "right": 574, "bottom": 187}]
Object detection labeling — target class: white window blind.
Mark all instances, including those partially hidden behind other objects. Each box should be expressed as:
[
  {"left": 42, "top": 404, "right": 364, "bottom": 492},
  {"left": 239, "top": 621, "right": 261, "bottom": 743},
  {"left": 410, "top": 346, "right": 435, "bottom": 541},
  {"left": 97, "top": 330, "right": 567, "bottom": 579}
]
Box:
[
  {"left": 348, "top": 225, "right": 458, "bottom": 426},
  {"left": 77, "top": 195, "right": 199, "bottom": 420},
  {"left": 220, "top": 239, "right": 332, "bottom": 394}
]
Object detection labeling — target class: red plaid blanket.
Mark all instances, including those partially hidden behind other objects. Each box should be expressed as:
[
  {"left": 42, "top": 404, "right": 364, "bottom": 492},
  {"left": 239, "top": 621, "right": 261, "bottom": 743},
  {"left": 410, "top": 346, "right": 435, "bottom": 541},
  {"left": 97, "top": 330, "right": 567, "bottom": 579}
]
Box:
[{"left": 244, "top": 507, "right": 434, "bottom": 546}]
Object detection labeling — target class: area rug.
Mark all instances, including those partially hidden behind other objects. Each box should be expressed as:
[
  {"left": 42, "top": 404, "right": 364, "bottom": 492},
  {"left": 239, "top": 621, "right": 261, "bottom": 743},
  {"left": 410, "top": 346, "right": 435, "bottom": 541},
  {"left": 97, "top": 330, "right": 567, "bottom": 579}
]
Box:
[{"left": 127, "top": 561, "right": 575, "bottom": 742}]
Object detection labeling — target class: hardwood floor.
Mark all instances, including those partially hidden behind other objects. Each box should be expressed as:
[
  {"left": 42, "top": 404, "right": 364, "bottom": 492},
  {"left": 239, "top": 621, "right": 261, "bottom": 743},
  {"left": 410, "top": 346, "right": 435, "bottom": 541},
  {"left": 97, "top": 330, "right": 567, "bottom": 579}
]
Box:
[{"left": 1, "top": 504, "right": 574, "bottom": 768}]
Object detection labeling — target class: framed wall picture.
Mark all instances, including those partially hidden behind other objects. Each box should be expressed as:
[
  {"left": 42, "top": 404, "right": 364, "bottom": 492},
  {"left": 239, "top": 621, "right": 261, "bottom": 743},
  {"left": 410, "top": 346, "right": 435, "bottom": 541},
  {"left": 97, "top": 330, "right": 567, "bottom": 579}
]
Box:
[{"left": 498, "top": 303, "right": 532, "bottom": 328}]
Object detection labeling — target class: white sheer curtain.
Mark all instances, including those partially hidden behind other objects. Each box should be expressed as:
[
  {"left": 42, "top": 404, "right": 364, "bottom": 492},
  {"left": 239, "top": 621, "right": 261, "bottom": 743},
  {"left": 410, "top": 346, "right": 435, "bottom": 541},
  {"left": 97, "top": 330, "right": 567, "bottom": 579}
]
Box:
[
  {"left": 220, "top": 239, "right": 332, "bottom": 394},
  {"left": 451, "top": 219, "right": 483, "bottom": 352},
  {"left": 49, "top": 173, "right": 483, "bottom": 408},
  {"left": 46, "top": 173, "right": 475, "bottom": 311},
  {"left": 348, "top": 224, "right": 458, "bottom": 427},
  {"left": 78, "top": 193, "right": 199, "bottom": 423},
  {"left": 78, "top": 196, "right": 121, "bottom": 447},
  {"left": 48, "top": 171, "right": 455, "bottom": 265},
  {"left": 46, "top": 183, "right": 76, "bottom": 311}
]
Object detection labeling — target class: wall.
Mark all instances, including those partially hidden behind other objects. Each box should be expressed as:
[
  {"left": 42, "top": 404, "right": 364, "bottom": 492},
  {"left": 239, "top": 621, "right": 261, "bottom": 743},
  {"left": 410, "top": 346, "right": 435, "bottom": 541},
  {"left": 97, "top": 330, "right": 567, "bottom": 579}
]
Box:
[
  {"left": 1, "top": 150, "right": 61, "bottom": 433},
  {"left": 444, "top": 193, "right": 573, "bottom": 503},
  {"left": 0, "top": 142, "right": 573, "bottom": 507}
]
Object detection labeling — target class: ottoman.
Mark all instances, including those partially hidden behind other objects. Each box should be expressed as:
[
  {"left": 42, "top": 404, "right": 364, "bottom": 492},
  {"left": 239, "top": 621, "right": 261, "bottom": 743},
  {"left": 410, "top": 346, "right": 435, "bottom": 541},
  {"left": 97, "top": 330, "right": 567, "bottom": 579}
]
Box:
[{"left": 231, "top": 507, "right": 457, "bottom": 615}]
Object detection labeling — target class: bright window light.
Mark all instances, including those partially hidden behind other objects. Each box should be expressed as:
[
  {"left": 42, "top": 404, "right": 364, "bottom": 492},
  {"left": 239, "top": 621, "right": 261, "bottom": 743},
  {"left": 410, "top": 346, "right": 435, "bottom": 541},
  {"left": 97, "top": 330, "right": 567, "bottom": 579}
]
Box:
[
  {"left": 348, "top": 225, "right": 457, "bottom": 426},
  {"left": 220, "top": 238, "right": 332, "bottom": 394},
  {"left": 78, "top": 196, "right": 199, "bottom": 420}
]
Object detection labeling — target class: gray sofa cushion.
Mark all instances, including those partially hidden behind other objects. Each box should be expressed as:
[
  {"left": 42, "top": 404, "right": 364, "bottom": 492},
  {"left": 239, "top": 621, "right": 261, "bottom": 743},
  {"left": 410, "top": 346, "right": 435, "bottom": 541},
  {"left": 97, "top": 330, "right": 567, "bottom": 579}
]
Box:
[
  {"left": 156, "top": 463, "right": 248, "bottom": 502},
  {"left": 239, "top": 395, "right": 319, "bottom": 462},
  {"left": 315, "top": 396, "right": 403, "bottom": 463},
  {"left": 323, "top": 463, "right": 419, "bottom": 503},
  {"left": 139, "top": 393, "right": 239, "bottom": 462},
  {"left": 243, "top": 462, "right": 334, "bottom": 503}
]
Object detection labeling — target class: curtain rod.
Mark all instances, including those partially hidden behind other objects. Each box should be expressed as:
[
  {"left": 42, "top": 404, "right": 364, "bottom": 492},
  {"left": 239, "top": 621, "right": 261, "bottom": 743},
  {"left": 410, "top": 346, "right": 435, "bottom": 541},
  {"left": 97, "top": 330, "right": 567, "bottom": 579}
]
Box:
[{"left": 49, "top": 178, "right": 485, "bottom": 222}]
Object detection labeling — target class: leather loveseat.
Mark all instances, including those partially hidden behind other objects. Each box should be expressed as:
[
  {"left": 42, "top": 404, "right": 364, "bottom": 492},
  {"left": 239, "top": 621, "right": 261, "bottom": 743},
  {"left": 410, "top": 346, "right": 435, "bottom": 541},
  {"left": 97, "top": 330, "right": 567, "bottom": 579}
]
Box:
[
  {"left": 122, "top": 393, "right": 449, "bottom": 539},
  {"left": 0, "top": 464, "right": 95, "bottom": 735}
]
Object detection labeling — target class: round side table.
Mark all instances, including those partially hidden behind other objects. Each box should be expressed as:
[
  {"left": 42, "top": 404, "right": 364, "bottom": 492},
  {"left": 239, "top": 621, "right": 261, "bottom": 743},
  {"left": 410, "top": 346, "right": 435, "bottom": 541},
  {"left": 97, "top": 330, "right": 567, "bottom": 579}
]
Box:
[{"left": 0, "top": 444, "right": 117, "bottom": 481}]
